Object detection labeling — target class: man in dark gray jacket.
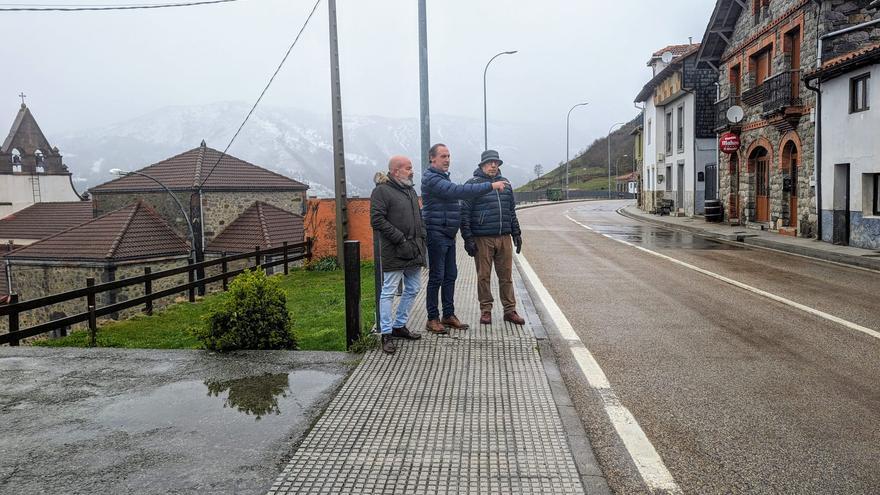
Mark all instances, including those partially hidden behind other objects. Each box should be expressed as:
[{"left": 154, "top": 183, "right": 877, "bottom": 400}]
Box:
[{"left": 370, "top": 155, "right": 426, "bottom": 354}]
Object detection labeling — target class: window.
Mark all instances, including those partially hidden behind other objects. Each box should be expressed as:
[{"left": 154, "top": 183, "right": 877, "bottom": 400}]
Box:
[
  {"left": 677, "top": 106, "right": 685, "bottom": 152},
  {"left": 647, "top": 119, "right": 652, "bottom": 145},
  {"left": 851, "top": 73, "right": 870, "bottom": 113},
  {"left": 730, "top": 64, "right": 742, "bottom": 96},
  {"left": 665, "top": 112, "right": 672, "bottom": 153},
  {"left": 873, "top": 174, "right": 880, "bottom": 216},
  {"left": 665, "top": 165, "right": 672, "bottom": 192}
]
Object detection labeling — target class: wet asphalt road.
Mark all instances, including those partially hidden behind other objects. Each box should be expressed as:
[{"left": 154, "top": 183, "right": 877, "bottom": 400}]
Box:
[{"left": 518, "top": 200, "right": 880, "bottom": 495}]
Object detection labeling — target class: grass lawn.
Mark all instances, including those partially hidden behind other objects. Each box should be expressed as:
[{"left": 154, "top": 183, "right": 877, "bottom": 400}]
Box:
[{"left": 34, "top": 265, "right": 377, "bottom": 352}]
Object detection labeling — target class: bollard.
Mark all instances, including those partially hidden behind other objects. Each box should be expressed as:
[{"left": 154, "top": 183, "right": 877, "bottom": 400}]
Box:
[
  {"left": 86, "top": 278, "right": 97, "bottom": 347},
  {"left": 373, "top": 233, "right": 382, "bottom": 333},
  {"left": 144, "top": 267, "right": 153, "bottom": 315},
  {"left": 343, "top": 240, "right": 361, "bottom": 350}
]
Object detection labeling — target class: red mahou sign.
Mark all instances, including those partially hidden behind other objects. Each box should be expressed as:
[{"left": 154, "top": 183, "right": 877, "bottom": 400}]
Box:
[{"left": 719, "top": 132, "right": 741, "bottom": 154}]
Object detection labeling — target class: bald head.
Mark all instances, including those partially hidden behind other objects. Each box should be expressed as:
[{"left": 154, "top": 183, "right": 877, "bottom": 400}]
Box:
[{"left": 388, "top": 155, "right": 414, "bottom": 186}]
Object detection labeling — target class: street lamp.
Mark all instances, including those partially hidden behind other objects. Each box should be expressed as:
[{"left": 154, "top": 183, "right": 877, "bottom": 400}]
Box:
[
  {"left": 607, "top": 122, "right": 627, "bottom": 199},
  {"left": 615, "top": 154, "right": 629, "bottom": 197},
  {"left": 483, "top": 50, "right": 517, "bottom": 149},
  {"left": 109, "top": 168, "right": 196, "bottom": 261},
  {"left": 566, "top": 102, "right": 589, "bottom": 200}
]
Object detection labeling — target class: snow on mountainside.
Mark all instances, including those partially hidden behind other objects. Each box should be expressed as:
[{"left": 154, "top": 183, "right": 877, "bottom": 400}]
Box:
[{"left": 56, "top": 102, "right": 557, "bottom": 197}]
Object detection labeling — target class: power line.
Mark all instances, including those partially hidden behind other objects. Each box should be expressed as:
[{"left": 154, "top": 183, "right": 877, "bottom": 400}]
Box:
[
  {"left": 199, "top": 0, "right": 322, "bottom": 188},
  {"left": 0, "top": 0, "right": 241, "bottom": 11}
]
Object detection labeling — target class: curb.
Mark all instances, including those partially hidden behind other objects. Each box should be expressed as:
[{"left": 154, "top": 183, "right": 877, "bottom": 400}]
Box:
[{"left": 618, "top": 207, "right": 880, "bottom": 272}]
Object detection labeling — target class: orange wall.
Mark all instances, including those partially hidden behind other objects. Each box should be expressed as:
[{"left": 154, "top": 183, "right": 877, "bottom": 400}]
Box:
[{"left": 304, "top": 198, "right": 374, "bottom": 261}]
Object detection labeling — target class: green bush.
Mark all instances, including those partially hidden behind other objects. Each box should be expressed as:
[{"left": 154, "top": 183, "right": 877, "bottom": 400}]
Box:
[
  {"left": 197, "top": 269, "right": 297, "bottom": 352},
  {"left": 307, "top": 256, "right": 339, "bottom": 272}
]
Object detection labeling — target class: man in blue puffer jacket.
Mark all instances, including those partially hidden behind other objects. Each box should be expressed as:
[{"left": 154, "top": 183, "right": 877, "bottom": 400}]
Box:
[
  {"left": 422, "top": 143, "right": 507, "bottom": 334},
  {"left": 460, "top": 149, "right": 526, "bottom": 326}
]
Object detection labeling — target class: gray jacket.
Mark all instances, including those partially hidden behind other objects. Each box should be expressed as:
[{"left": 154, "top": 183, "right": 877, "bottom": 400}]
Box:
[{"left": 370, "top": 172, "right": 427, "bottom": 271}]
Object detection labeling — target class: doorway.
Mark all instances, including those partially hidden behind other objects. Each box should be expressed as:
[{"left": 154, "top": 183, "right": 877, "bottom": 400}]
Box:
[
  {"left": 832, "top": 164, "right": 850, "bottom": 245},
  {"left": 729, "top": 153, "right": 739, "bottom": 219},
  {"left": 750, "top": 147, "right": 770, "bottom": 222},
  {"left": 782, "top": 141, "right": 799, "bottom": 228},
  {"left": 677, "top": 162, "right": 685, "bottom": 211}
]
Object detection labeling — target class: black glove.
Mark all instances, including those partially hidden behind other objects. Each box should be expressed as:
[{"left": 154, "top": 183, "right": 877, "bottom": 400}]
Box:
[
  {"left": 464, "top": 238, "right": 478, "bottom": 257},
  {"left": 513, "top": 235, "right": 522, "bottom": 254}
]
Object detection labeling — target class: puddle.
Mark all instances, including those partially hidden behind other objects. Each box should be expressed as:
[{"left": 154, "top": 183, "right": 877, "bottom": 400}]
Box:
[
  {"left": 590, "top": 224, "right": 743, "bottom": 251},
  {"left": 97, "top": 369, "right": 337, "bottom": 453}
]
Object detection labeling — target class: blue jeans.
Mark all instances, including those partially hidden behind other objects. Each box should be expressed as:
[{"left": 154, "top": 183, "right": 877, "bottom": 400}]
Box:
[
  {"left": 379, "top": 267, "right": 422, "bottom": 335},
  {"left": 425, "top": 231, "right": 457, "bottom": 320}
]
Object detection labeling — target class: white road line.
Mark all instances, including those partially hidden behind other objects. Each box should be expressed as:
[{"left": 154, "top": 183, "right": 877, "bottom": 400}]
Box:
[
  {"left": 515, "top": 254, "right": 682, "bottom": 494},
  {"left": 564, "top": 213, "right": 880, "bottom": 342}
]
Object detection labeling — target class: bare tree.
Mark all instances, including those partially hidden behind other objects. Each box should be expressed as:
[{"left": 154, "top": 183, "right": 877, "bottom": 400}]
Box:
[{"left": 534, "top": 163, "right": 543, "bottom": 179}]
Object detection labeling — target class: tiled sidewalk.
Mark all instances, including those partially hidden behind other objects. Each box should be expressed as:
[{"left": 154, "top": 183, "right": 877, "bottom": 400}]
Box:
[{"left": 267, "top": 249, "right": 585, "bottom": 494}]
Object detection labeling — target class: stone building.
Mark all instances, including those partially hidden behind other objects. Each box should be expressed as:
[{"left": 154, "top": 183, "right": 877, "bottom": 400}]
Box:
[
  {"left": 0, "top": 103, "right": 85, "bottom": 217},
  {"left": 2, "top": 202, "right": 190, "bottom": 332},
  {"left": 89, "top": 141, "right": 309, "bottom": 259},
  {"left": 698, "top": 0, "right": 820, "bottom": 237},
  {"left": 630, "top": 123, "right": 644, "bottom": 208},
  {"left": 636, "top": 43, "right": 718, "bottom": 215}
]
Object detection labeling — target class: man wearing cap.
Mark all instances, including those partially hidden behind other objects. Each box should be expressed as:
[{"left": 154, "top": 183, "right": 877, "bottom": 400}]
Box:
[
  {"left": 421, "top": 143, "right": 507, "bottom": 334},
  {"left": 460, "top": 150, "right": 526, "bottom": 326}
]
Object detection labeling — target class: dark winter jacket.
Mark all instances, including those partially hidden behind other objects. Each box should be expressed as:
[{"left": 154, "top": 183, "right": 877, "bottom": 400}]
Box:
[
  {"left": 421, "top": 166, "right": 494, "bottom": 238},
  {"left": 370, "top": 172, "right": 428, "bottom": 271},
  {"left": 460, "top": 168, "right": 521, "bottom": 240}
]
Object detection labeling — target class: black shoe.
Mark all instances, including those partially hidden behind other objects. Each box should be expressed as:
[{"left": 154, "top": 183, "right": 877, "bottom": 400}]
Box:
[
  {"left": 392, "top": 326, "right": 421, "bottom": 340},
  {"left": 381, "top": 335, "right": 397, "bottom": 354}
]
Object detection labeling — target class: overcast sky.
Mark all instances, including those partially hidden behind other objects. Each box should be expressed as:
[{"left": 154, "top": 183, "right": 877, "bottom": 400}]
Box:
[{"left": 1, "top": 0, "right": 715, "bottom": 161}]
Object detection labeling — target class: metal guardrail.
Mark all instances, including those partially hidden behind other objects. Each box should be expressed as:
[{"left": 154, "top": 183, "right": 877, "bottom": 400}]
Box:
[
  {"left": 0, "top": 240, "right": 312, "bottom": 346},
  {"left": 515, "top": 190, "right": 636, "bottom": 204},
  {"left": 763, "top": 70, "right": 802, "bottom": 114}
]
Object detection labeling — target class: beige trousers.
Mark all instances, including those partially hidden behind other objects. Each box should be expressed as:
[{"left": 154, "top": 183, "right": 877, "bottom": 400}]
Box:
[{"left": 473, "top": 235, "right": 516, "bottom": 313}]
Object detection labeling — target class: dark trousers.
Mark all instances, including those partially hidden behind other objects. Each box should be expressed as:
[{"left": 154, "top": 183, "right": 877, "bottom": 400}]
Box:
[{"left": 426, "top": 231, "right": 457, "bottom": 320}]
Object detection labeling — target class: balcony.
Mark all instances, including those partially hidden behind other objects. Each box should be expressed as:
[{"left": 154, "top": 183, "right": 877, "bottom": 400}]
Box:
[
  {"left": 741, "top": 83, "right": 766, "bottom": 106},
  {"left": 763, "top": 70, "right": 802, "bottom": 115},
  {"left": 715, "top": 95, "right": 742, "bottom": 131}
]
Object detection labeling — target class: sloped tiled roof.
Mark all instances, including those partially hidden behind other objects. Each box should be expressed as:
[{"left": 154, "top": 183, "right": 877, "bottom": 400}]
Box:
[
  {"left": 0, "top": 201, "right": 93, "bottom": 241},
  {"left": 90, "top": 142, "right": 309, "bottom": 193},
  {"left": 805, "top": 43, "right": 880, "bottom": 81},
  {"left": 6, "top": 201, "right": 190, "bottom": 261},
  {"left": 207, "top": 201, "right": 304, "bottom": 254},
  {"left": 635, "top": 45, "right": 701, "bottom": 103},
  {"left": 652, "top": 44, "right": 695, "bottom": 58}
]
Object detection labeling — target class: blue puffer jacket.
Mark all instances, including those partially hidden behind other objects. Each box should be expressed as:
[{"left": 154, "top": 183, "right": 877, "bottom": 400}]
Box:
[
  {"left": 460, "top": 168, "right": 521, "bottom": 240},
  {"left": 421, "top": 166, "right": 494, "bottom": 238}
]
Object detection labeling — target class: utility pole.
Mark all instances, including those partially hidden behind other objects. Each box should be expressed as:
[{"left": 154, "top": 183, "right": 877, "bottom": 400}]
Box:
[
  {"left": 328, "top": 0, "right": 348, "bottom": 267},
  {"left": 418, "top": 0, "right": 430, "bottom": 171}
]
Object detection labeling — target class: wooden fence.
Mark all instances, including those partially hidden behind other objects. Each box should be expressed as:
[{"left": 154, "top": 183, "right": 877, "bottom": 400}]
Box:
[{"left": 0, "top": 241, "right": 311, "bottom": 346}]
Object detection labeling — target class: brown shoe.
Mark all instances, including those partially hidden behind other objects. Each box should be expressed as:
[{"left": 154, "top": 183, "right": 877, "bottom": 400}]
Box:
[
  {"left": 503, "top": 311, "right": 525, "bottom": 325},
  {"left": 381, "top": 335, "right": 397, "bottom": 354},
  {"left": 424, "top": 319, "right": 449, "bottom": 335},
  {"left": 392, "top": 326, "right": 421, "bottom": 340},
  {"left": 479, "top": 311, "right": 491, "bottom": 325},
  {"left": 440, "top": 315, "right": 470, "bottom": 330}
]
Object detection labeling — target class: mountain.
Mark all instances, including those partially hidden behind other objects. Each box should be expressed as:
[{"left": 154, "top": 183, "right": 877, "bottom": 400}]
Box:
[
  {"left": 55, "top": 102, "right": 560, "bottom": 197},
  {"left": 519, "top": 114, "right": 641, "bottom": 192}
]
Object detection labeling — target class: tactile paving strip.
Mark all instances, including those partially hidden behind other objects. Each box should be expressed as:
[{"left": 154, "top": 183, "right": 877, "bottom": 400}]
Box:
[{"left": 268, "top": 246, "right": 585, "bottom": 494}]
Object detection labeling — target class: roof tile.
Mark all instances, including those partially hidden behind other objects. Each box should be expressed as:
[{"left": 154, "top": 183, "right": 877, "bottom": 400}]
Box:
[
  {"left": 207, "top": 201, "right": 304, "bottom": 254},
  {"left": 90, "top": 143, "right": 309, "bottom": 193},
  {"left": 0, "top": 202, "right": 93, "bottom": 241},
  {"left": 6, "top": 202, "right": 189, "bottom": 261}
]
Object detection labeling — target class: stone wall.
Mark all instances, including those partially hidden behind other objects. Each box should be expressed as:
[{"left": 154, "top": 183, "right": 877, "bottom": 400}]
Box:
[
  {"left": 201, "top": 191, "right": 305, "bottom": 241},
  {"left": 819, "top": 0, "right": 880, "bottom": 61},
  {"left": 92, "top": 190, "right": 196, "bottom": 240}
]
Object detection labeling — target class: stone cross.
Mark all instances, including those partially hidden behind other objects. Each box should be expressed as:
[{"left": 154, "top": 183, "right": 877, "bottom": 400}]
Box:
[{"left": 18, "top": 92, "right": 26, "bottom": 105}]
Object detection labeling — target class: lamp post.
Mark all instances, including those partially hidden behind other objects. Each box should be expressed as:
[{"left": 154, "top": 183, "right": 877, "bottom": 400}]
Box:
[
  {"left": 607, "top": 122, "right": 627, "bottom": 199},
  {"left": 566, "top": 102, "right": 589, "bottom": 200},
  {"left": 483, "top": 50, "right": 517, "bottom": 149},
  {"left": 615, "top": 154, "right": 629, "bottom": 197},
  {"left": 109, "top": 168, "right": 196, "bottom": 261}
]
